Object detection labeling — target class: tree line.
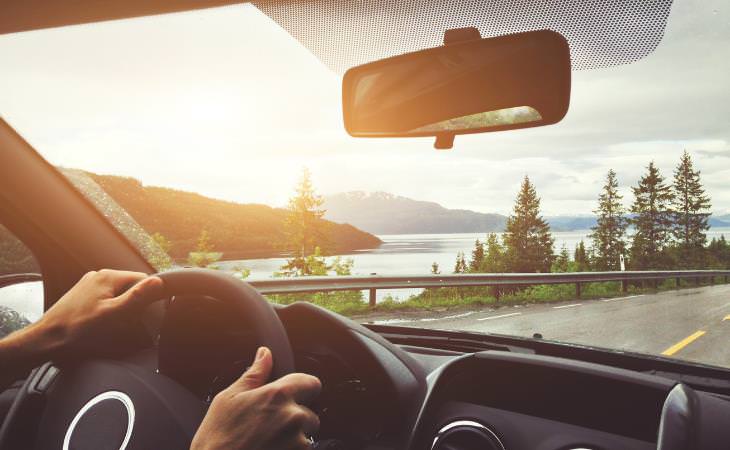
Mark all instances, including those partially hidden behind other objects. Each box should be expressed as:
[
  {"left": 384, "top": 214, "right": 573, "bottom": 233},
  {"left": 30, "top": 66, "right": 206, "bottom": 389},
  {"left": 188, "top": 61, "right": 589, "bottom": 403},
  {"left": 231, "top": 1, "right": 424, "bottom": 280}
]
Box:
[{"left": 435, "top": 150, "right": 729, "bottom": 276}]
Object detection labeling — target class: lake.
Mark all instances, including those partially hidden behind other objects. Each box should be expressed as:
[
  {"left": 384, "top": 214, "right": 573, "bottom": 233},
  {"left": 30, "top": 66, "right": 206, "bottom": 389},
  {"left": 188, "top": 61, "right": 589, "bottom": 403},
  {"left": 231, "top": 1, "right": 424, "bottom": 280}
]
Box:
[{"left": 216, "top": 228, "right": 730, "bottom": 301}]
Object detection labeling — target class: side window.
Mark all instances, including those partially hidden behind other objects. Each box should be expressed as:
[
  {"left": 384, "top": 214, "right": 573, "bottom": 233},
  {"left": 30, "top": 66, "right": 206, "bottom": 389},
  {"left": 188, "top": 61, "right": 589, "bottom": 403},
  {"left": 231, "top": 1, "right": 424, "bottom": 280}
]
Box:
[{"left": 0, "top": 224, "right": 43, "bottom": 338}]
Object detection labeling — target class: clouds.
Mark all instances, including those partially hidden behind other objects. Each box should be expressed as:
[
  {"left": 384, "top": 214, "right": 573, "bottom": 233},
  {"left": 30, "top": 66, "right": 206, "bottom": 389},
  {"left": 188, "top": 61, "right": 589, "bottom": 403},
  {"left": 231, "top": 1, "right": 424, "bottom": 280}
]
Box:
[{"left": 0, "top": 0, "right": 728, "bottom": 216}]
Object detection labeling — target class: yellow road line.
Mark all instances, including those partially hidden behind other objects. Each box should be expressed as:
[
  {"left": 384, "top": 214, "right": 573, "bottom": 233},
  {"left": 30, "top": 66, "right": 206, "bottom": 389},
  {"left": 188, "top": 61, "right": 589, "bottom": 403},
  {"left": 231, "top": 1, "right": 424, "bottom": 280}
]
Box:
[
  {"left": 723, "top": 314, "right": 730, "bottom": 321},
  {"left": 661, "top": 331, "right": 706, "bottom": 356}
]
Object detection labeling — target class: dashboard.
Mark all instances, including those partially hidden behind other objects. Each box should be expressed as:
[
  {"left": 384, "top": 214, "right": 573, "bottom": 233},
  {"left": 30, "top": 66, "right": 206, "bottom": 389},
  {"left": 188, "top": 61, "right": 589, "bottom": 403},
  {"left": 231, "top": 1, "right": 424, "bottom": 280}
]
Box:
[{"left": 157, "top": 296, "right": 730, "bottom": 450}]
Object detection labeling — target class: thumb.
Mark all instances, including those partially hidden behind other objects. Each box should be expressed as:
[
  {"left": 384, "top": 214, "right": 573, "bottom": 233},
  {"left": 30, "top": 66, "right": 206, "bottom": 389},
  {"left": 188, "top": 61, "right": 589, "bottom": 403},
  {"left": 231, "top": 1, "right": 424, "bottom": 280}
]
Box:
[
  {"left": 234, "top": 347, "right": 273, "bottom": 391},
  {"left": 112, "top": 276, "right": 164, "bottom": 310}
]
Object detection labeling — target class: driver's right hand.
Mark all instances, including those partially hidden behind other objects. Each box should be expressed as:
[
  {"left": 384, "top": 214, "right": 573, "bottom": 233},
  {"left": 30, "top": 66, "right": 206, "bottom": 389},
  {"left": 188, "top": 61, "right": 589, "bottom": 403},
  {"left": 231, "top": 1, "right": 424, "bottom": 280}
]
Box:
[{"left": 190, "top": 346, "right": 321, "bottom": 450}]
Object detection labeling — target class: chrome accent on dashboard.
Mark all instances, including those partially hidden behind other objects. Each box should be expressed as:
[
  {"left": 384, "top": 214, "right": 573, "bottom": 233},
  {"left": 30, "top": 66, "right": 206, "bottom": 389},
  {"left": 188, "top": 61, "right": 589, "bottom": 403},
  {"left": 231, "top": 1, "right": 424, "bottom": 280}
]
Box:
[{"left": 431, "top": 419, "right": 505, "bottom": 450}]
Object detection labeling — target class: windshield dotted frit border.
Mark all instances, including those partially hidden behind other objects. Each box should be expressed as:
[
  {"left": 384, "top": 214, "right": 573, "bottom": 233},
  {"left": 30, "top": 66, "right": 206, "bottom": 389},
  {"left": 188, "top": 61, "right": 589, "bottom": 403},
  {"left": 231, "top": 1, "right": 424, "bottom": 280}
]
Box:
[{"left": 254, "top": 0, "right": 675, "bottom": 73}]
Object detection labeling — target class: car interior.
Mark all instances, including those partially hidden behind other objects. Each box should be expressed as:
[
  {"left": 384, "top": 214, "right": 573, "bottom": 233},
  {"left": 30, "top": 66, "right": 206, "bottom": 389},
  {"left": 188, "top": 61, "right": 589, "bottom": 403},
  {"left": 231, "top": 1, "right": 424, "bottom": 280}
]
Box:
[{"left": 1, "top": 1, "right": 730, "bottom": 449}]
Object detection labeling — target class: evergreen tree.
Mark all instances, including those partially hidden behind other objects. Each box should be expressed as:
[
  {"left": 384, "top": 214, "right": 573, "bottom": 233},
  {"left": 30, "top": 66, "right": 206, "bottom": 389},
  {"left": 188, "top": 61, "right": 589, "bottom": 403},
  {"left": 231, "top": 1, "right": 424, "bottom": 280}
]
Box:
[
  {"left": 187, "top": 229, "right": 222, "bottom": 268},
  {"left": 708, "top": 235, "right": 730, "bottom": 268},
  {"left": 672, "top": 151, "right": 711, "bottom": 267},
  {"left": 431, "top": 262, "right": 441, "bottom": 275},
  {"left": 469, "top": 239, "right": 485, "bottom": 272},
  {"left": 574, "top": 240, "right": 589, "bottom": 271},
  {"left": 552, "top": 244, "right": 570, "bottom": 272},
  {"left": 589, "top": 170, "right": 628, "bottom": 270},
  {"left": 279, "top": 168, "right": 328, "bottom": 276},
  {"left": 503, "top": 176, "right": 555, "bottom": 273},
  {"left": 454, "top": 251, "right": 467, "bottom": 273},
  {"left": 482, "top": 233, "right": 505, "bottom": 273},
  {"left": 629, "top": 162, "right": 674, "bottom": 269}
]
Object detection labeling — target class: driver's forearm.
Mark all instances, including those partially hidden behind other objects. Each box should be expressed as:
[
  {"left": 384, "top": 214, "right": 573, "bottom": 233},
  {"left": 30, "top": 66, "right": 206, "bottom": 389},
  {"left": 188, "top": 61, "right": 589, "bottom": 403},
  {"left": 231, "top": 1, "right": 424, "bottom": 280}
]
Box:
[{"left": 0, "top": 321, "right": 61, "bottom": 390}]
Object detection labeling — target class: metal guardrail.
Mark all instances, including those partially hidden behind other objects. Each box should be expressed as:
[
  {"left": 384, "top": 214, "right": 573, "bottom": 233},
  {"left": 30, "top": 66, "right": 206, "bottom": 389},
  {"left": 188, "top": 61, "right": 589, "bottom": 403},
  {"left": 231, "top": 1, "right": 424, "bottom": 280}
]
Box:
[
  {"left": 249, "top": 270, "right": 730, "bottom": 306},
  {"left": 5, "top": 271, "right": 729, "bottom": 308}
]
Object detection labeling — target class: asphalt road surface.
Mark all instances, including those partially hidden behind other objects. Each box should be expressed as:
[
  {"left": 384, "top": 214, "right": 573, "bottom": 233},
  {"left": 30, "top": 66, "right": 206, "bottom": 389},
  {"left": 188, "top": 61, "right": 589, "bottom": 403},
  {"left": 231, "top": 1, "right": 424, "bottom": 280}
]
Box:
[{"left": 375, "top": 284, "right": 730, "bottom": 368}]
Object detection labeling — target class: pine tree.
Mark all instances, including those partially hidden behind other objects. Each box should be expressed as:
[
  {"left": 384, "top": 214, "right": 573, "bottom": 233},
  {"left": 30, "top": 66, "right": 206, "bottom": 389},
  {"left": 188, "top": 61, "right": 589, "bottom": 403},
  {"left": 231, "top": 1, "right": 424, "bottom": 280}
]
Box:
[
  {"left": 454, "top": 251, "right": 467, "bottom": 273},
  {"left": 279, "top": 168, "right": 328, "bottom": 276},
  {"left": 589, "top": 170, "right": 628, "bottom": 270},
  {"left": 574, "top": 240, "right": 589, "bottom": 271},
  {"left": 187, "top": 229, "right": 222, "bottom": 268},
  {"left": 503, "top": 176, "right": 555, "bottom": 273},
  {"left": 672, "top": 151, "right": 711, "bottom": 267},
  {"left": 482, "top": 233, "right": 505, "bottom": 273},
  {"left": 629, "top": 162, "right": 674, "bottom": 269},
  {"left": 469, "top": 239, "right": 485, "bottom": 272},
  {"left": 552, "top": 244, "right": 570, "bottom": 272}
]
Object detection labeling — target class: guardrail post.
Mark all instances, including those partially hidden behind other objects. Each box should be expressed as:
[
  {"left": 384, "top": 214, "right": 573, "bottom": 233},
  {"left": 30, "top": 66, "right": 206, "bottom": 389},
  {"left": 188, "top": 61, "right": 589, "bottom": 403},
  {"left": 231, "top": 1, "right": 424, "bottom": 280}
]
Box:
[
  {"left": 695, "top": 277, "right": 700, "bottom": 286},
  {"left": 621, "top": 280, "right": 628, "bottom": 293},
  {"left": 725, "top": 275, "right": 728, "bottom": 283},
  {"left": 575, "top": 282, "right": 581, "bottom": 298},
  {"left": 676, "top": 277, "right": 681, "bottom": 288},
  {"left": 711, "top": 276, "right": 715, "bottom": 285},
  {"left": 369, "top": 288, "right": 376, "bottom": 307}
]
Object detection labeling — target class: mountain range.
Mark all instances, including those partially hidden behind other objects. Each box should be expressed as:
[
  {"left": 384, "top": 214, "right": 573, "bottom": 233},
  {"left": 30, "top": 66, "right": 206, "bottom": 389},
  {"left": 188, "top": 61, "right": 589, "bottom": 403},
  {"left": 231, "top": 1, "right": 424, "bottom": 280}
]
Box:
[
  {"left": 323, "top": 192, "right": 507, "bottom": 235},
  {"left": 323, "top": 191, "right": 730, "bottom": 234}
]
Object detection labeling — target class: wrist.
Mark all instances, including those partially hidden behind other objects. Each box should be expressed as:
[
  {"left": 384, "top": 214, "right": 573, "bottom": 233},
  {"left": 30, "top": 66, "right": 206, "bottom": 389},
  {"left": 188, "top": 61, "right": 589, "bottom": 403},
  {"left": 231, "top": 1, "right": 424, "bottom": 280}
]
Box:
[{"left": 8, "top": 318, "right": 66, "bottom": 363}]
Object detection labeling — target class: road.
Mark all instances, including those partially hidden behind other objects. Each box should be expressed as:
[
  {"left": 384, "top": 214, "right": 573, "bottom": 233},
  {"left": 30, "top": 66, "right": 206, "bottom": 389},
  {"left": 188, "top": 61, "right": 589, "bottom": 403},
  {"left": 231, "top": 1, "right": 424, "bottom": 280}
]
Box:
[{"left": 372, "top": 284, "right": 730, "bottom": 368}]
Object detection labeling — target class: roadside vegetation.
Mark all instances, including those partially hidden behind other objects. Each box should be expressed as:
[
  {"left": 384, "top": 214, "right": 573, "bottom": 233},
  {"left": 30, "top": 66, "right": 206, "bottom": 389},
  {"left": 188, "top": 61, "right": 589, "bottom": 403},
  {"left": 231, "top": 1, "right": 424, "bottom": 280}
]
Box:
[{"left": 264, "top": 151, "right": 730, "bottom": 317}]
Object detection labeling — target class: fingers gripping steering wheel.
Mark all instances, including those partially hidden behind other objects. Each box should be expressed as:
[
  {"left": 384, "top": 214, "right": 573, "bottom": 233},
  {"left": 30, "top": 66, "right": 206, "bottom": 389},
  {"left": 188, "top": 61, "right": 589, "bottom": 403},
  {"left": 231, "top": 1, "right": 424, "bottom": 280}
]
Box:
[{"left": 0, "top": 269, "right": 295, "bottom": 450}]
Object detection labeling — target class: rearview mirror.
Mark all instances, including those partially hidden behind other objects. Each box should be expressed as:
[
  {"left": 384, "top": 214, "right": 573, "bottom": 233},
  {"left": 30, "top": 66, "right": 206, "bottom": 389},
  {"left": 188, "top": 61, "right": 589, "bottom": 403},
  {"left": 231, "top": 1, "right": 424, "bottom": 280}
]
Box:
[{"left": 342, "top": 29, "right": 571, "bottom": 149}]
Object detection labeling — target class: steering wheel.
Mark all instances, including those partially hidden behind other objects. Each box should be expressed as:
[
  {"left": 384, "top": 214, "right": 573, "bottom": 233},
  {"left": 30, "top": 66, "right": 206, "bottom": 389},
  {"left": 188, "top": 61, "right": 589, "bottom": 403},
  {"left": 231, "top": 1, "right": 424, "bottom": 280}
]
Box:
[{"left": 0, "top": 268, "right": 295, "bottom": 450}]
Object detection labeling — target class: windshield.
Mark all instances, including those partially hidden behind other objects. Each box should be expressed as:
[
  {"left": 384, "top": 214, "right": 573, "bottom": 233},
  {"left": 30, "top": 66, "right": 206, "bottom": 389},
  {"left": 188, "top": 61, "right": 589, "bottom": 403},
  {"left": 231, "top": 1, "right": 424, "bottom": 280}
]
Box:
[{"left": 2, "top": 1, "right": 729, "bottom": 369}]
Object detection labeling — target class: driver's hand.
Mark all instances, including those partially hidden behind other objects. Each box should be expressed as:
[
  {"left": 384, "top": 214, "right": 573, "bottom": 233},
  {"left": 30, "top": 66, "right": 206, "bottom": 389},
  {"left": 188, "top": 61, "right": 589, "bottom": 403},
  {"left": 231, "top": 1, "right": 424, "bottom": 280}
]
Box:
[
  {"left": 191, "top": 347, "right": 321, "bottom": 450},
  {"left": 33, "top": 269, "right": 164, "bottom": 357}
]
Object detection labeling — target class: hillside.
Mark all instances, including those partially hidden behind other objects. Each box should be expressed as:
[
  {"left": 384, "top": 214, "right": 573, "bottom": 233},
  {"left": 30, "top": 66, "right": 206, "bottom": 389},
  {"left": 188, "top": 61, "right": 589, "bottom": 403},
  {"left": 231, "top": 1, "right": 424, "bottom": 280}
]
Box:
[
  {"left": 323, "top": 191, "right": 507, "bottom": 234},
  {"left": 88, "top": 174, "right": 382, "bottom": 259}
]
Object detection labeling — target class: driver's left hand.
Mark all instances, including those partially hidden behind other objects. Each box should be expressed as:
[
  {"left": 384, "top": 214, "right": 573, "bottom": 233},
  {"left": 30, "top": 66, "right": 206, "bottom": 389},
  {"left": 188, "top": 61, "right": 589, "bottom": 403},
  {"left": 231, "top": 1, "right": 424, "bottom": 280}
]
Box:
[
  {"left": 35, "top": 269, "right": 164, "bottom": 357},
  {"left": 0, "top": 269, "right": 163, "bottom": 387}
]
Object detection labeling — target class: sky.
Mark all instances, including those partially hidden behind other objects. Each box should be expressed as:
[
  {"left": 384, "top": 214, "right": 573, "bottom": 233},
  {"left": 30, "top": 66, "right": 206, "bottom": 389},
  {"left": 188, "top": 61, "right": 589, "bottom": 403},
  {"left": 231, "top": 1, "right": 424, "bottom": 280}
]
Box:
[{"left": 0, "top": 0, "right": 728, "bottom": 216}]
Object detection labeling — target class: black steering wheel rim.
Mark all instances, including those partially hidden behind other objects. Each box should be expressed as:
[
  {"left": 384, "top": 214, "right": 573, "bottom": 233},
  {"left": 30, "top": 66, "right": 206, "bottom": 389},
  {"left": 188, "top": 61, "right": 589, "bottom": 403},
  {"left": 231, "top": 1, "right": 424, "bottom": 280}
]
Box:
[
  {"left": 157, "top": 268, "right": 295, "bottom": 379},
  {"left": 0, "top": 268, "right": 295, "bottom": 450}
]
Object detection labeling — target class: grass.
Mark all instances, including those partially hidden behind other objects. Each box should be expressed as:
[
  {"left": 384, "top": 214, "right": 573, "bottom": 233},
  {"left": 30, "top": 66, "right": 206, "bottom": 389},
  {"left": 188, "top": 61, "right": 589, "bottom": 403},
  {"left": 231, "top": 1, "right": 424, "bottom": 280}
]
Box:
[{"left": 266, "top": 276, "right": 730, "bottom": 318}]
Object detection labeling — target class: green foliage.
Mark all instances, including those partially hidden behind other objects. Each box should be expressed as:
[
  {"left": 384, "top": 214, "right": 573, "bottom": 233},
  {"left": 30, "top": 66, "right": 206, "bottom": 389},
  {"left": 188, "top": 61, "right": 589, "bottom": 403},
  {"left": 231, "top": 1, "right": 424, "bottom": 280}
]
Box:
[
  {"left": 672, "top": 151, "right": 711, "bottom": 268},
  {"left": 482, "top": 233, "right": 506, "bottom": 273},
  {"left": 231, "top": 265, "right": 251, "bottom": 279},
  {"left": 630, "top": 162, "right": 674, "bottom": 269},
  {"left": 552, "top": 245, "right": 571, "bottom": 273},
  {"left": 589, "top": 170, "right": 627, "bottom": 270},
  {"left": 269, "top": 290, "right": 367, "bottom": 316},
  {"left": 187, "top": 229, "right": 222, "bottom": 268},
  {"left": 706, "top": 235, "right": 730, "bottom": 269},
  {"left": 503, "top": 176, "right": 554, "bottom": 273},
  {"left": 573, "top": 240, "right": 590, "bottom": 271},
  {"left": 431, "top": 262, "right": 441, "bottom": 275},
  {"left": 468, "top": 239, "right": 485, "bottom": 272},
  {"left": 453, "top": 251, "right": 467, "bottom": 273},
  {"left": 280, "top": 168, "right": 329, "bottom": 275}
]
